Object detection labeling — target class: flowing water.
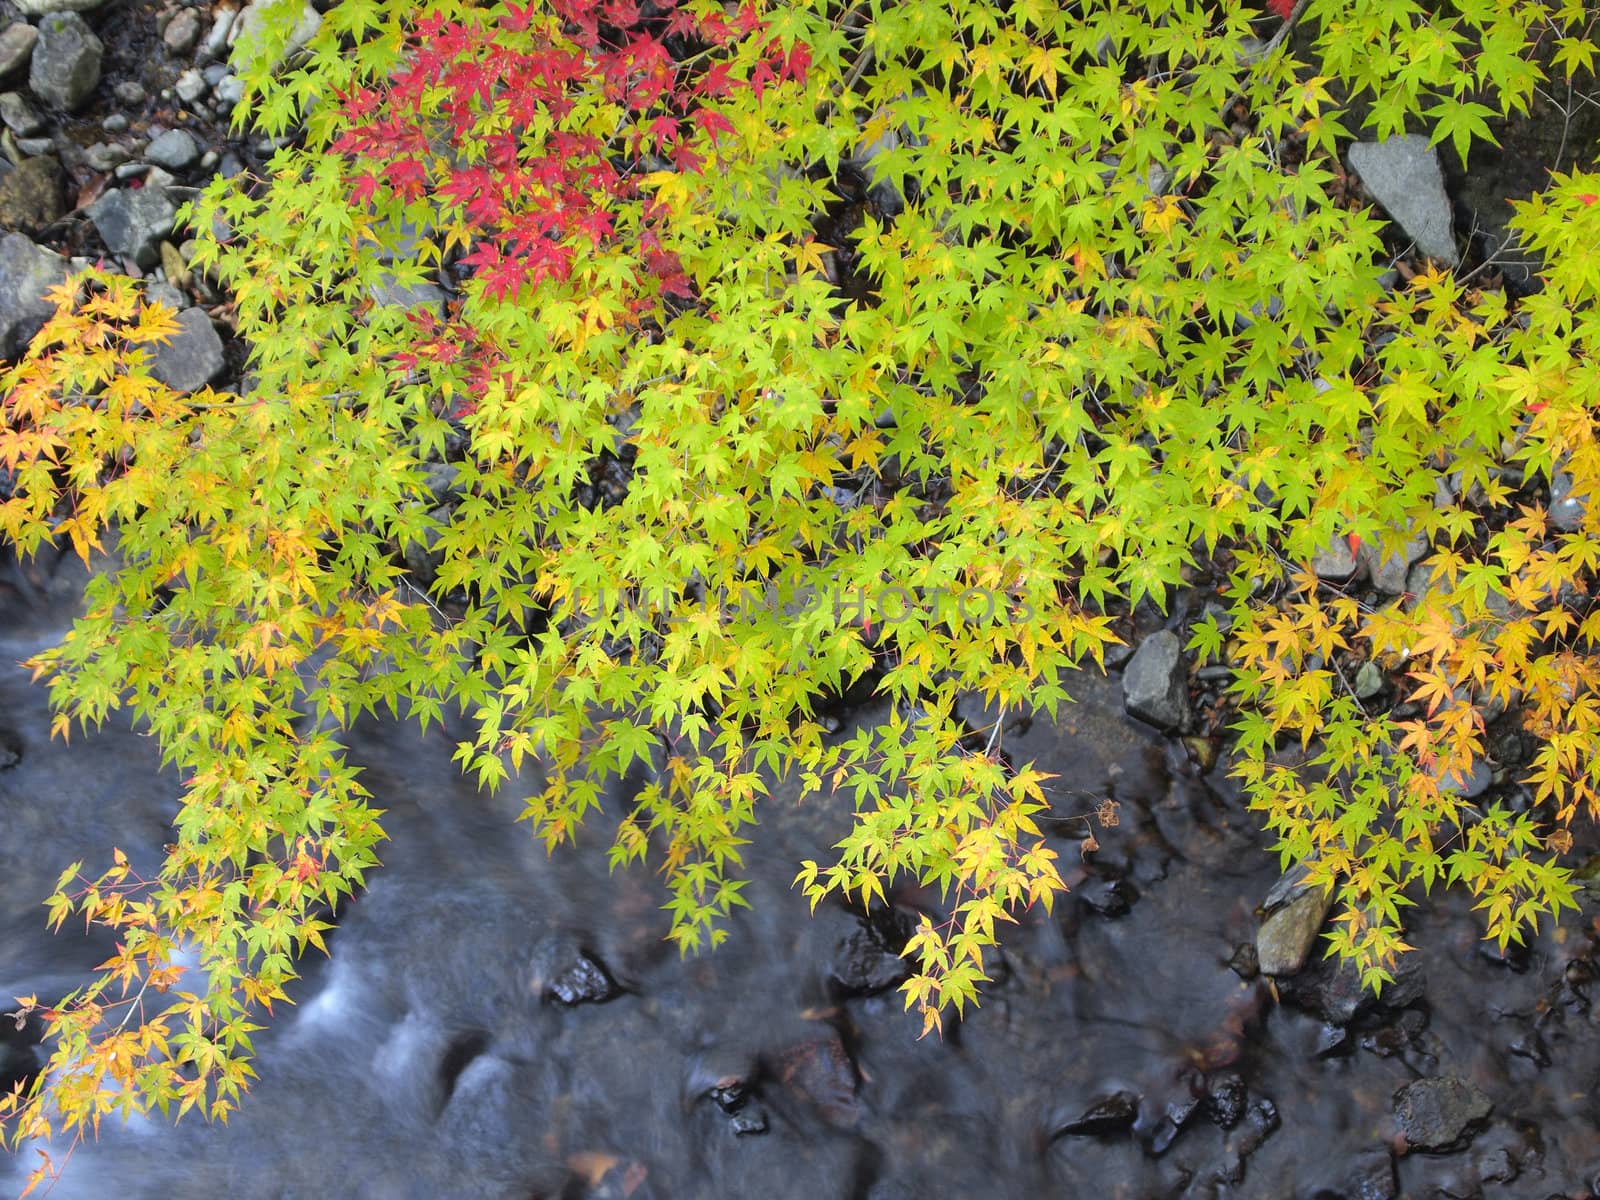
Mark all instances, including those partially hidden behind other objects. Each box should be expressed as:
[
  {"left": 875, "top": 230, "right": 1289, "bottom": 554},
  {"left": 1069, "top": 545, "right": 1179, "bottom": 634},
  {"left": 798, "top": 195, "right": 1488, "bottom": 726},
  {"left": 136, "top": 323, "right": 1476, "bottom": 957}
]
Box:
[{"left": 3, "top": 552, "right": 1600, "bottom": 1200}]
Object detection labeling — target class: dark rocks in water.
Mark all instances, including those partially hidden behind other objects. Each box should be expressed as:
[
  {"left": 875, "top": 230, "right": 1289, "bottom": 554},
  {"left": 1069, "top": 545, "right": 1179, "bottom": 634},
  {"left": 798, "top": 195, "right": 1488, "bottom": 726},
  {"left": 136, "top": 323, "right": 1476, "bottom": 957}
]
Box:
[
  {"left": 1255, "top": 871, "right": 1335, "bottom": 977},
  {"left": 1209, "top": 1098, "right": 1280, "bottom": 1187},
  {"left": 1052, "top": 1089, "right": 1141, "bottom": 1138},
  {"left": 1204, "top": 1072, "right": 1247, "bottom": 1130},
  {"left": 1286, "top": 954, "right": 1424, "bottom": 1026},
  {"left": 1080, "top": 875, "right": 1138, "bottom": 918},
  {"left": 1393, "top": 1077, "right": 1492, "bottom": 1153},
  {"left": 1140, "top": 1092, "right": 1200, "bottom": 1156},
  {"left": 1228, "top": 941, "right": 1260, "bottom": 980},
  {"left": 1343, "top": 1149, "right": 1397, "bottom": 1200},
  {"left": 1315, "top": 1023, "right": 1349, "bottom": 1058},
  {"left": 0, "top": 727, "right": 19, "bottom": 770},
  {"left": 531, "top": 938, "right": 618, "bottom": 1007},
  {"left": 775, "top": 1032, "right": 858, "bottom": 1125},
  {"left": 830, "top": 906, "right": 913, "bottom": 996}
]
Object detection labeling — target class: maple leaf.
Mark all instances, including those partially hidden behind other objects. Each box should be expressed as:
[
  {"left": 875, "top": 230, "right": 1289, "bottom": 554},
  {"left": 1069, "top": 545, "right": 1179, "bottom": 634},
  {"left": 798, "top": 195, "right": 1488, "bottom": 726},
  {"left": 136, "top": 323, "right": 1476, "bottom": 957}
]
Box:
[{"left": 1267, "top": 0, "right": 1295, "bottom": 18}]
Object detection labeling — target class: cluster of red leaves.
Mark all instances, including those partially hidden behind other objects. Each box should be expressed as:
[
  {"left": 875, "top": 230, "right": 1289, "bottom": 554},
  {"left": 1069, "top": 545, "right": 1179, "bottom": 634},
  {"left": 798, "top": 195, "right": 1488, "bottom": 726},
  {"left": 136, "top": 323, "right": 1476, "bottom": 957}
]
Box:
[{"left": 331, "top": 0, "right": 807, "bottom": 314}]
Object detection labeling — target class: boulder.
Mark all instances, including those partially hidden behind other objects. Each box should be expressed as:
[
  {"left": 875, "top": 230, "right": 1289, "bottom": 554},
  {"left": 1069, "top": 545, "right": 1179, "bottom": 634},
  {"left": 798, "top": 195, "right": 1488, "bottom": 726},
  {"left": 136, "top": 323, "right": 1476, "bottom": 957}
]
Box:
[
  {"left": 89, "top": 185, "right": 177, "bottom": 269},
  {"left": 148, "top": 307, "right": 224, "bottom": 394},
  {"left": 0, "top": 154, "right": 64, "bottom": 233},
  {"left": 0, "top": 232, "right": 71, "bottom": 358},
  {"left": 1393, "top": 1076, "right": 1491, "bottom": 1153},
  {"left": 28, "top": 12, "right": 101, "bottom": 112},
  {"left": 1122, "top": 630, "right": 1188, "bottom": 730},
  {"left": 1348, "top": 136, "right": 1458, "bottom": 265}
]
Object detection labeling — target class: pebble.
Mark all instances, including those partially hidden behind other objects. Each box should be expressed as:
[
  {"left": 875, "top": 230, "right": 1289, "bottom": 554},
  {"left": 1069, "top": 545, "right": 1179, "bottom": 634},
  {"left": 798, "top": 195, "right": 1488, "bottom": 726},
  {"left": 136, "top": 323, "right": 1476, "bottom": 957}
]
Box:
[
  {"left": 146, "top": 128, "right": 200, "bottom": 171},
  {"left": 0, "top": 24, "right": 38, "bottom": 89},
  {"left": 100, "top": 112, "right": 128, "bottom": 133},
  {"left": 15, "top": 136, "right": 51, "bottom": 156},
  {"left": 113, "top": 162, "right": 149, "bottom": 180},
  {"left": 163, "top": 9, "right": 202, "bottom": 55},
  {"left": 214, "top": 73, "right": 244, "bottom": 107},
  {"left": 198, "top": 7, "right": 236, "bottom": 63},
  {"left": 83, "top": 141, "right": 129, "bottom": 172},
  {"left": 175, "top": 68, "right": 208, "bottom": 105},
  {"left": 113, "top": 80, "right": 145, "bottom": 105},
  {"left": 0, "top": 91, "right": 45, "bottom": 137}
]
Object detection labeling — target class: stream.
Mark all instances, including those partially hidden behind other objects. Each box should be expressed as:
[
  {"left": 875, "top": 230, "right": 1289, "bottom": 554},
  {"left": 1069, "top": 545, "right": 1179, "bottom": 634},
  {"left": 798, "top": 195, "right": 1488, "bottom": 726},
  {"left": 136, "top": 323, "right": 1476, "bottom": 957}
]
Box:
[{"left": 3, "top": 550, "right": 1600, "bottom": 1200}]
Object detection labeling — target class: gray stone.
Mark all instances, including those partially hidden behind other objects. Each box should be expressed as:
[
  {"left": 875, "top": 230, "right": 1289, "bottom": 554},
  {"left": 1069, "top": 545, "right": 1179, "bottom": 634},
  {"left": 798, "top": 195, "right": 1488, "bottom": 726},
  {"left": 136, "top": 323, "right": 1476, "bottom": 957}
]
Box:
[
  {"left": 145, "top": 128, "right": 199, "bottom": 171},
  {"left": 163, "top": 8, "right": 202, "bottom": 54},
  {"left": 83, "top": 142, "right": 128, "bottom": 173},
  {"left": 0, "top": 24, "right": 38, "bottom": 88},
  {"left": 0, "top": 154, "right": 63, "bottom": 232},
  {"left": 1439, "top": 756, "right": 1492, "bottom": 799},
  {"left": 147, "top": 307, "right": 223, "bottom": 393},
  {"left": 198, "top": 8, "right": 237, "bottom": 63},
  {"left": 0, "top": 232, "right": 71, "bottom": 358},
  {"left": 0, "top": 91, "right": 44, "bottom": 136},
  {"left": 28, "top": 12, "right": 102, "bottom": 112},
  {"left": 112, "top": 80, "right": 145, "bottom": 105},
  {"left": 1256, "top": 873, "right": 1334, "bottom": 976},
  {"left": 1121, "top": 630, "right": 1188, "bottom": 730},
  {"left": 1311, "top": 535, "right": 1361, "bottom": 580},
  {"left": 229, "top": 2, "right": 321, "bottom": 72},
  {"left": 214, "top": 73, "right": 244, "bottom": 107},
  {"left": 13, "top": 0, "right": 108, "bottom": 14},
  {"left": 14, "top": 137, "right": 51, "bottom": 157},
  {"left": 1360, "top": 531, "right": 1430, "bottom": 594},
  {"left": 1348, "top": 136, "right": 1458, "bottom": 266},
  {"left": 88, "top": 186, "right": 177, "bottom": 269},
  {"left": 143, "top": 280, "right": 185, "bottom": 313},
  {"left": 174, "top": 68, "right": 207, "bottom": 104},
  {"left": 1354, "top": 661, "right": 1385, "bottom": 701},
  {"left": 1549, "top": 470, "right": 1587, "bottom": 532},
  {"left": 1393, "top": 1077, "right": 1491, "bottom": 1153},
  {"left": 369, "top": 273, "right": 445, "bottom": 313},
  {"left": 100, "top": 112, "right": 128, "bottom": 133}
]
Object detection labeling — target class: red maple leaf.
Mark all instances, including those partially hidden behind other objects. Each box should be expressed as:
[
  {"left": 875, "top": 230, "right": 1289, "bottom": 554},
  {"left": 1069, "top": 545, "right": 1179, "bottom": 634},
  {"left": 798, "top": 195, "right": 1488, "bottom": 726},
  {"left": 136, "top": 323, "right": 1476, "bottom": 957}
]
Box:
[{"left": 1266, "top": 0, "right": 1294, "bottom": 18}]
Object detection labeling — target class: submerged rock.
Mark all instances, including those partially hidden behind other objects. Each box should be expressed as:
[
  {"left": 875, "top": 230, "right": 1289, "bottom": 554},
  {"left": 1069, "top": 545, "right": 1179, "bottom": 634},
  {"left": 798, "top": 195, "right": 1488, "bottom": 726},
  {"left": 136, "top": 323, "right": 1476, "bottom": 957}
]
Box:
[{"left": 1256, "top": 870, "right": 1334, "bottom": 977}]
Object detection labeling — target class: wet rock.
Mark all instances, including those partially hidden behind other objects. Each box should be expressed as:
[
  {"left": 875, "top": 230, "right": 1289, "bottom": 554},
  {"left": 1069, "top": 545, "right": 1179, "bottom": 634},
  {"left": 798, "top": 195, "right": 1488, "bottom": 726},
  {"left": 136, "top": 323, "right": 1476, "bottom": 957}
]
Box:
[
  {"left": 1348, "top": 136, "right": 1458, "bottom": 265},
  {"left": 148, "top": 307, "right": 224, "bottom": 393},
  {"left": 1122, "top": 630, "right": 1188, "bottom": 731},
  {"left": 1290, "top": 955, "right": 1424, "bottom": 1026},
  {"left": 89, "top": 185, "right": 177, "bottom": 268},
  {"left": 1228, "top": 942, "right": 1259, "bottom": 980},
  {"left": 1081, "top": 876, "right": 1137, "bottom": 917},
  {"left": 0, "top": 727, "right": 20, "bottom": 769},
  {"left": 1344, "top": 1149, "right": 1396, "bottom": 1200},
  {"left": 28, "top": 12, "right": 101, "bottom": 112},
  {"left": 145, "top": 129, "right": 200, "bottom": 171},
  {"left": 1214, "top": 1098, "right": 1280, "bottom": 1185},
  {"left": 0, "top": 232, "right": 71, "bottom": 358},
  {"left": 1143, "top": 1093, "right": 1199, "bottom": 1156},
  {"left": 1315, "top": 1023, "right": 1348, "bottom": 1057},
  {"left": 1255, "top": 871, "right": 1334, "bottom": 977},
  {"left": 728, "top": 1107, "right": 768, "bottom": 1135},
  {"left": 163, "top": 8, "right": 202, "bottom": 54},
  {"left": 545, "top": 954, "right": 616, "bottom": 1006},
  {"left": 529, "top": 937, "right": 618, "bottom": 1006},
  {"left": 0, "top": 154, "right": 63, "bottom": 233},
  {"left": 0, "top": 91, "right": 45, "bottom": 137},
  {"left": 0, "top": 24, "right": 38, "bottom": 88},
  {"left": 1204, "top": 1072, "right": 1247, "bottom": 1129},
  {"left": 1393, "top": 1077, "right": 1491, "bottom": 1153},
  {"left": 230, "top": 1, "right": 321, "bottom": 72},
  {"left": 830, "top": 906, "right": 913, "bottom": 996},
  {"left": 1052, "top": 1089, "right": 1140, "bottom": 1137}
]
